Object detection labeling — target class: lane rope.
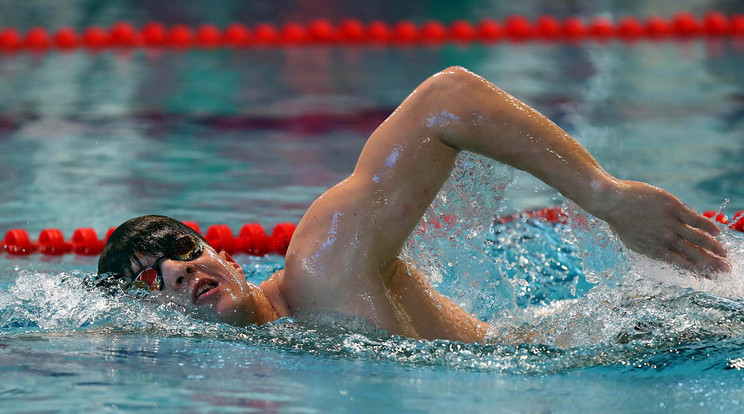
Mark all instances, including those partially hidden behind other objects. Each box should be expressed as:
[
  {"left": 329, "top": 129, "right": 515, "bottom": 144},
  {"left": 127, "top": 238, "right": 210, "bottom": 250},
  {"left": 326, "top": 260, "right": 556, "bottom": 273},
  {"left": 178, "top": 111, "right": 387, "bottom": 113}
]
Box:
[
  {"left": 0, "top": 222, "right": 297, "bottom": 257},
  {"left": 1, "top": 12, "right": 742, "bottom": 52},
  {"left": 2, "top": 208, "right": 742, "bottom": 257}
]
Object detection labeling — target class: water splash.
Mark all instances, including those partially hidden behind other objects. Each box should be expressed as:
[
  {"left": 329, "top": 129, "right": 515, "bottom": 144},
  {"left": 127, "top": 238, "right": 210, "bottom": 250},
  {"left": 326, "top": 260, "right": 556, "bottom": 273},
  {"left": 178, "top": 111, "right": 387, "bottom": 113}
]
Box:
[
  {"left": 629, "top": 226, "right": 744, "bottom": 298},
  {"left": 509, "top": 205, "right": 744, "bottom": 350},
  {"left": 3, "top": 153, "right": 744, "bottom": 374},
  {"left": 2, "top": 221, "right": 744, "bottom": 375},
  {"left": 402, "top": 152, "right": 516, "bottom": 318},
  {"left": 562, "top": 202, "right": 629, "bottom": 287}
]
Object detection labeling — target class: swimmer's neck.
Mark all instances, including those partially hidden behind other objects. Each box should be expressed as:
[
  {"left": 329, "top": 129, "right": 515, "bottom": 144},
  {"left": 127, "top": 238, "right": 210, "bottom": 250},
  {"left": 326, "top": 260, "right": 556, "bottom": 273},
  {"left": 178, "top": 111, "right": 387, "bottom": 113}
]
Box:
[{"left": 258, "top": 270, "right": 292, "bottom": 319}]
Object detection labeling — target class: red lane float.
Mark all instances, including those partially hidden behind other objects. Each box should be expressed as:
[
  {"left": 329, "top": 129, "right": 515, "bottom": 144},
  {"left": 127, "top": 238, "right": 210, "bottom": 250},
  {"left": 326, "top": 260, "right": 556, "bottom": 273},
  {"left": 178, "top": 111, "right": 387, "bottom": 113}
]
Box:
[
  {"left": 72, "top": 228, "right": 106, "bottom": 255},
  {"left": 646, "top": 16, "right": 671, "bottom": 38},
  {"left": 496, "top": 206, "right": 569, "bottom": 224},
  {"left": 0, "top": 209, "right": 569, "bottom": 257},
  {"left": 0, "top": 12, "right": 741, "bottom": 53},
  {"left": 110, "top": 22, "right": 139, "bottom": 47},
  {"left": 3, "top": 229, "right": 37, "bottom": 255},
  {"left": 2, "top": 210, "right": 742, "bottom": 257},
  {"left": 563, "top": 17, "right": 586, "bottom": 38},
  {"left": 271, "top": 223, "right": 296, "bottom": 255},
  {"left": 25, "top": 27, "right": 51, "bottom": 50},
  {"left": 182, "top": 221, "right": 202, "bottom": 235},
  {"left": 55, "top": 27, "right": 78, "bottom": 49},
  {"left": 205, "top": 224, "right": 238, "bottom": 254},
  {"left": 617, "top": 17, "right": 645, "bottom": 39},
  {"left": 505, "top": 15, "right": 533, "bottom": 39},
  {"left": 223, "top": 23, "right": 251, "bottom": 47},
  {"left": 705, "top": 210, "right": 744, "bottom": 232},
  {"left": 0, "top": 28, "right": 22, "bottom": 51},
  {"left": 394, "top": 20, "right": 419, "bottom": 43},
  {"left": 589, "top": 18, "right": 615, "bottom": 37},
  {"left": 281, "top": 22, "right": 308, "bottom": 44},
  {"left": 38, "top": 229, "right": 72, "bottom": 255},
  {"left": 203, "top": 223, "right": 296, "bottom": 256},
  {"left": 82, "top": 26, "right": 109, "bottom": 49},
  {"left": 339, "top": 19, "right": 365, "bottom": 43},
  {"left": 478, "top": 19, "right": 502, "bottom": 42},
  {"left": 142, "top": 22, "right": 166, "bottom": 46},
  {"left": 239, "top": 224, "right": 271, "bottom": 256},
  {"left": 196, "top": 24, "right": 221, "bottom": 47}
]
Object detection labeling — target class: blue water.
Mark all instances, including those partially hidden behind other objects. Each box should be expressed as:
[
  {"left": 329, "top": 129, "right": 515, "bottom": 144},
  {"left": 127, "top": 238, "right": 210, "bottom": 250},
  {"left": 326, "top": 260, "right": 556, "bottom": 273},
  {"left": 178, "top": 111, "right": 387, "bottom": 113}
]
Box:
[{"left": 2, "top": 1, "right": 744, "bottom": 412}]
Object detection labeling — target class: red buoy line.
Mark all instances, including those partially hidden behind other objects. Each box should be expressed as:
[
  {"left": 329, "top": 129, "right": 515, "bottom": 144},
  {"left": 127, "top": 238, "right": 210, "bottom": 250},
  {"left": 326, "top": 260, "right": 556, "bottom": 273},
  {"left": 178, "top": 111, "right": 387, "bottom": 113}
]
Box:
[
  {"left": 1, "top": 222, "right": 297, "bottom": 257},
  {"left": 0, "top": 12, "right": 742, "bottom": 53},
  {"left": 2, "top": 208, "right": 742, "bottom": 257}
]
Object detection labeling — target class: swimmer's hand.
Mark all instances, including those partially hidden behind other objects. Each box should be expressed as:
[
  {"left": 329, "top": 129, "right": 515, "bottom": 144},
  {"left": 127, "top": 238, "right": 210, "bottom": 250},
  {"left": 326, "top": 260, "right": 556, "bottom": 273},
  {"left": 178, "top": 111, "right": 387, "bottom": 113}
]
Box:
[{"left": 597, "top": 180, "right": 730, "bottom": 275}]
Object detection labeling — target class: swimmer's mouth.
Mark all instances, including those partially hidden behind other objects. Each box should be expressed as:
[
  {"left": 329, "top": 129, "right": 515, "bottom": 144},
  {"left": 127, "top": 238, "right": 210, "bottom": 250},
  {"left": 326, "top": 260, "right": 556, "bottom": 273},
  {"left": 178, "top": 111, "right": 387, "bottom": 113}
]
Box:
[{"left": 193, "top": 279, "right": 220, "bottom": 303}]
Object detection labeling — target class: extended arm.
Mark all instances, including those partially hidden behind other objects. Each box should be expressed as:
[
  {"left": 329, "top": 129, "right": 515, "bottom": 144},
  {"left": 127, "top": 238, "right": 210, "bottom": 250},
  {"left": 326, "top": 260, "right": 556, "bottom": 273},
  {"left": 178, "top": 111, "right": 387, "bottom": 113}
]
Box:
[
  {"left": 285, "top": 66, "right": 728, "bottom": 320},
  {"left": 424, "top": 67, "right": 729, "bottom": 274}
]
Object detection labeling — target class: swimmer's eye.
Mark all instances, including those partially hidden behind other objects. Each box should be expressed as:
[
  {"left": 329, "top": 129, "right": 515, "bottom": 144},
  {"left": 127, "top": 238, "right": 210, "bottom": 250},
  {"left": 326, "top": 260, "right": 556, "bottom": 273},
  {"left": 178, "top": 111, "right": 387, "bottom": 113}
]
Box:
[
  {"left": 133, "top": 266, "right": 163, "bottom": 291},
  {"left": 129, "top": 236, "right": 202, "bottom": 292},
  {"left": 169, "top": 235, "right": 203, "bottom": 261}
]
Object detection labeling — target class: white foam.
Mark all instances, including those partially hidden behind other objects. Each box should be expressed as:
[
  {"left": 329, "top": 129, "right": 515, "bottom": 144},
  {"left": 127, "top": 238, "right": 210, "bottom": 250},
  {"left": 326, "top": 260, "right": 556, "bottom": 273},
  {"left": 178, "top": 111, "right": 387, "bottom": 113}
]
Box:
[{"left": 634, "top": 229, "right": 744, "bottom": 298}]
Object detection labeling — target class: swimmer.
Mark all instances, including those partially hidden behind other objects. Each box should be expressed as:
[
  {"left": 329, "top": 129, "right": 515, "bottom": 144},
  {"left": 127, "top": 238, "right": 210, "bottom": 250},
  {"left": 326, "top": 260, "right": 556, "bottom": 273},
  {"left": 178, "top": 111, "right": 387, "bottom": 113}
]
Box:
[{"left": 97, "top": 66, "right": 730, "bottom": 343}]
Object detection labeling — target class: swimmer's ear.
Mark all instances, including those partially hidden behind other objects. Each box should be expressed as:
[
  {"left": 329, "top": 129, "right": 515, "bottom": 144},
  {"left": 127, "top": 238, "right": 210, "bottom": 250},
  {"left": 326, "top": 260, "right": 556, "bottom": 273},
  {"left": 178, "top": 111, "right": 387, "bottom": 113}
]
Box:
[{"left": 219, "top": 251, "right": 244, "bottom": 275}]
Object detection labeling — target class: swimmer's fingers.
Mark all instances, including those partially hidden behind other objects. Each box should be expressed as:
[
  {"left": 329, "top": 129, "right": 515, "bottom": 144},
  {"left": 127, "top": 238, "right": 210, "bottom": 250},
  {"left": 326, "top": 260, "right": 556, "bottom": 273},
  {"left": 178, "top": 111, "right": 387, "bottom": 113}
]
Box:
[
  {"left": 675, "top": 222, "right": 728, "bottom": 258},
  {"left": 656, "top": 248, "right": 698, "bottom": 273},
  {"left": 673, "top": 209, "right": 731, "bottom": 274},
  {"left": 678, "top": 208, "right": 721, "bottom": 236},
  {"left": 658, "top": 248, "right": 716, "bottom": 280},
  {"left": 666, "top": 234, "right": 731, "bottom": 274},
  {"left": 604, "top": 181, "right": 730, "bottom": 274}
]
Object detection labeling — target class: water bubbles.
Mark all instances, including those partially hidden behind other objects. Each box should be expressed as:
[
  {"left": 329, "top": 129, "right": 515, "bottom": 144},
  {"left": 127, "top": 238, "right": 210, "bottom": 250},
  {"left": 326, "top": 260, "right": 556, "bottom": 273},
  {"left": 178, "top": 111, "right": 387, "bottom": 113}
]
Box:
[
  {"left": 402, "top": 152, "right": 515, "bottom": 318},
  {"left": 2, "top": 173, "right": 743, "bottom": 376},
  {"left": 3, "top": 260, "right": 744, "bottom": 375},
  {"left": 0, "top": 270, "right": 216, "bottom": 337},
  {"left": 562, "top": 202, "right": 627, "bottom": 287},
  {"left": 425, "top": 111, "right": 460, "bottom": 128},
  {"left": 718, "top": 198, "right": 730, "bottom": 212}
]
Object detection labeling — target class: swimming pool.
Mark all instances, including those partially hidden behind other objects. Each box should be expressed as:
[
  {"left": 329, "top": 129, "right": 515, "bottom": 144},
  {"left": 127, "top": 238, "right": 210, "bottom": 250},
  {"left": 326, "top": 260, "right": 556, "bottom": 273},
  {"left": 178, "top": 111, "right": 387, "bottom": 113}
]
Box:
[{"left": 2, "top": 3, "right": 744, "bottom": 413}]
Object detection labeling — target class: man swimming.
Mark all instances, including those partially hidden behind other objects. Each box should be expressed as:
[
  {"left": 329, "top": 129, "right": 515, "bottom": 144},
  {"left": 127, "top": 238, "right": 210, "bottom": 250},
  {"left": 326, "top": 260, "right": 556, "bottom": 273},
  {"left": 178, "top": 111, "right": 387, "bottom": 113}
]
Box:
[{"left": 97, "top": 66, "right": 730, "bottom": 343}]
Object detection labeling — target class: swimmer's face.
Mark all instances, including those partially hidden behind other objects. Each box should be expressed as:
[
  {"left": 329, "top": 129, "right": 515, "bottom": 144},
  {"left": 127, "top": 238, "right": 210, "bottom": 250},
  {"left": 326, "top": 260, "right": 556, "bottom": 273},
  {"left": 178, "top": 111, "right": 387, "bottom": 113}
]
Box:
[{"left": 130, "top": 245, "right": 263, "bottom": 326}]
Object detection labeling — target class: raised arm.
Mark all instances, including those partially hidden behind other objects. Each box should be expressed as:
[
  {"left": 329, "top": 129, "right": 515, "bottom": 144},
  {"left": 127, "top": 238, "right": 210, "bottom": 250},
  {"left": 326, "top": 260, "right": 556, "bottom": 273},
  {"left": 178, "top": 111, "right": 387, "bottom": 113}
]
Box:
[
  {"left": 423, "top": 67, "right": 729, "bottom": 274},
  {"left": 285, "top": 67, "right": 729, "bottom": 307}
]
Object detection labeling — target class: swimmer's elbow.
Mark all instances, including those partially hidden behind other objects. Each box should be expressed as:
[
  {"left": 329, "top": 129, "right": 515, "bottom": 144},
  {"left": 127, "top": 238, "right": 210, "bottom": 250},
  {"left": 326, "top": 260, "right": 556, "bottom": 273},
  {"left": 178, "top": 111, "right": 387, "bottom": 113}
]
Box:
[
  {"left": 423, "top": 66, "right": 502, "bottom": 109},
  {"left": 438, "top": 65, "right": 471, "bottom": 76},
  {"left": 437, "top": 65, "right": 475, "bottom": 81},
  {"left": 427, "top": 66, "right": 475, "bottom": 93}
]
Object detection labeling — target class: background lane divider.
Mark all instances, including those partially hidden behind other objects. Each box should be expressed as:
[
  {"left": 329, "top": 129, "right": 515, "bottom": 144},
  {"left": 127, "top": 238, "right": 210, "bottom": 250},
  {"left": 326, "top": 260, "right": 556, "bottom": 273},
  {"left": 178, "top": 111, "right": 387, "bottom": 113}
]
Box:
[
  {"left": 0, "top": 12, "right": 742, "bottom": 53},
  {"left": 1, "top": 222, "right": 297, "bottom": 257},
  {"left": 2, "top": 208, "right": 741, "bottom": 257}
]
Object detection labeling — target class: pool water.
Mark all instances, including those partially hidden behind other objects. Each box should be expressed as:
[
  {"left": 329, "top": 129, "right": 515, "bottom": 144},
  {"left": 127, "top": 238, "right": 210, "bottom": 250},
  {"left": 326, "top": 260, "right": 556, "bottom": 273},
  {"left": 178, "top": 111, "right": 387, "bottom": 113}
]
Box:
[{"left": 2, "top": 6, "right": 744, "bottom": 414}]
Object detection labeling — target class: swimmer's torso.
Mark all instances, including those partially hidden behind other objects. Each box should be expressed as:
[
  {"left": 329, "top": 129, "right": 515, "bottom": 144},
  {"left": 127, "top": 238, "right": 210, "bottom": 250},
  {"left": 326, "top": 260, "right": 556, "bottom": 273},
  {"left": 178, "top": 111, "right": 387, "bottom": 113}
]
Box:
[
  {"left": 274, "top": 257, "right": 486, "bottom": 342},
  {"left": 275, "top": 157, "right": 487, "bottom": 342}
]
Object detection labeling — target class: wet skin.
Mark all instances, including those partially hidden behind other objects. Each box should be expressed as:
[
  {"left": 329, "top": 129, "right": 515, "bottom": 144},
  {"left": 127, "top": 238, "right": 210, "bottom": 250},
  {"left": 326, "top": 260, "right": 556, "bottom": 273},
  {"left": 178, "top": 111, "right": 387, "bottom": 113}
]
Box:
[
  {"left": 133, "top": 67, "right": 730, "bottom": 342},
  {"left": 136, "top": 246, "right": 281, "bottom": 326}
]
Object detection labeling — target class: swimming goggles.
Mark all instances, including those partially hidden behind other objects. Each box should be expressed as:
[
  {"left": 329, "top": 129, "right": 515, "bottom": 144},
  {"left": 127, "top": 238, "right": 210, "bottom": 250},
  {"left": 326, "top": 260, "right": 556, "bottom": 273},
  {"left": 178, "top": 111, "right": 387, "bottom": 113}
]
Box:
[{"left": 132, "top": 235, "right": 204, "bottom": 291}]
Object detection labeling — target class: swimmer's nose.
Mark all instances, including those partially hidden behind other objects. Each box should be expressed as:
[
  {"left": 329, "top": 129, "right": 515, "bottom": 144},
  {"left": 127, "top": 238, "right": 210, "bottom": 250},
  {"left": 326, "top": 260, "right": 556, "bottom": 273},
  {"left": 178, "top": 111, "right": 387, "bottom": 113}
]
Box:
[{"left": 159, "top": 260, "right": 197, "bottom": 291}]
